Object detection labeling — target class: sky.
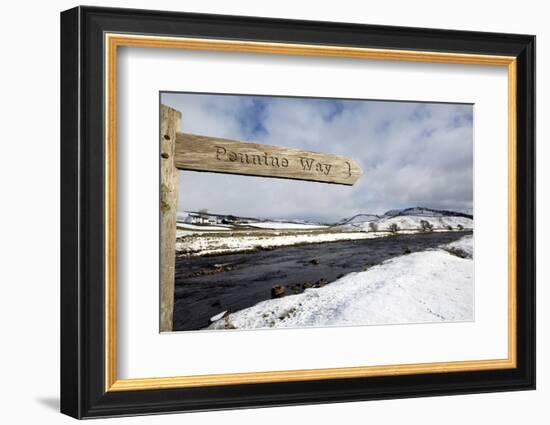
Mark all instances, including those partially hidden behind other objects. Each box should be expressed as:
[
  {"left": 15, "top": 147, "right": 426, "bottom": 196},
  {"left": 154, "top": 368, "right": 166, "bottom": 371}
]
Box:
[{"left": 161, "top": 92, "right": 473, "bottom": 223}]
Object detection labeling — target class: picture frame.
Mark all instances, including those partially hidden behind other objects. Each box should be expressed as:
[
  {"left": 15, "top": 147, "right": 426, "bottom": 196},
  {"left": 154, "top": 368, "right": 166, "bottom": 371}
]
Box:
[{"left": 60, "top": 5, "right": 535, "bottom": 419}]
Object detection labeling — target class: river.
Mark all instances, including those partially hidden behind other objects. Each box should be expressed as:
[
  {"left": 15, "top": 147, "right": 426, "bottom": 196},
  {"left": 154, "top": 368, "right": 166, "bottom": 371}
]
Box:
[{"left": 173, "top": 231, "right": 471, "bottom": 331}]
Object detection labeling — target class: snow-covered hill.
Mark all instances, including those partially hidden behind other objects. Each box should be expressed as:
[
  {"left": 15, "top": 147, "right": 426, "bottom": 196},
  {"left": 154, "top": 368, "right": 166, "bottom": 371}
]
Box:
[
  {"left": 337, "top": 207, "right": 473, "bottom": 232},
  {"left": 178, "top": 207, "right": 472, "bottom": 233},
  {"left": 383, "top": 206, "right": 472, "bottom": 219},
  {"left": 344, "top": 215, "right": 473, "bottom": 232}
]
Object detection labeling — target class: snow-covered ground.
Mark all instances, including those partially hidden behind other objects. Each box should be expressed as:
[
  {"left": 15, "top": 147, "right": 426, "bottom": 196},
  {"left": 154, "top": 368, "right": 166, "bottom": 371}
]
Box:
[
  {"left": 378, "top": 215, "right": 473, "bottom": 231},
  {"left": 209, "top": 235, "right": 474, "bottom": 330},
  {"left": 441, "top": 234, "right": 473, "bottom": 259},
  {"left": 343, "top": 215, "right": 473, "bottom": 232},
  {"left": 176, "top": 225, "right": 472, "bottom": 256},
  {"left": 176, "top": 223, "right": 231, "bottom": 232},
  {"left": 176, "top": 208, "right": 473, "bottom": 256},
  {"left": 177, "top": 221, "right": 326, "bottom": 232},
  {"left": 246, "top": 222, "right": 327, "bottom": 230},
  {"left": 177, "top": 231, "right": 390, "bottom": 256}
]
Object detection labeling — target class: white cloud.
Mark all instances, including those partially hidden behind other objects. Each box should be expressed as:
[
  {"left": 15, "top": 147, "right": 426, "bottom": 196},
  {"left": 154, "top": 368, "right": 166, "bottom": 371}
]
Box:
[{"left": 161, "top": 93, "right": 473, "bottom": 221}]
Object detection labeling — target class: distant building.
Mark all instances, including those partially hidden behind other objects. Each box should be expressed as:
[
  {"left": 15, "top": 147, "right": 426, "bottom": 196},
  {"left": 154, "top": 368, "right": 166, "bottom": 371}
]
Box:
[
  {"left": 187, "top": 212, "right": 218, "bottom": 225},
  {"left": 182, "top": 211, "right": 257, "bottom": 226}
]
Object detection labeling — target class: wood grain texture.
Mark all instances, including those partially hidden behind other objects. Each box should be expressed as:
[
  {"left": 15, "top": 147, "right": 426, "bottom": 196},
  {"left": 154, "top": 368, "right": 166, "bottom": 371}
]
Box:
[
  {"left": 175, "top": 133, "right": 363, "bottom": 185},
  {"left": 159, "top": 105, "right": 181, "bottom": 332}
]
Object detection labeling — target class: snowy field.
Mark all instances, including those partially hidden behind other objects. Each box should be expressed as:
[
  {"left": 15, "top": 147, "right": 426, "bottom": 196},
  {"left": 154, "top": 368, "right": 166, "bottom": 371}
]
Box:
[
  {"left": 208, "top": 235, "right": 474, "bottom": 330},
  {"left": 177, "top": 221, "right": 325, "bottom": 231},
  {"left": 176, "top": 223, "right": 231, "bottom": 232},
  {"left": 176, "top": 214, "right": 473, "bottom": 256},
  {"left": 176, "top": 230, "right": 386, "bottom": 256},
  {"left": 246, "top": 222, "right": 327, "bottom": 230}
]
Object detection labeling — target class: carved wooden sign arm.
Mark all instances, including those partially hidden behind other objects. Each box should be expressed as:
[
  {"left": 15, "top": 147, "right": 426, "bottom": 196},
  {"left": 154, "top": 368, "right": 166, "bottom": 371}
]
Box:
[{"left": 174, "top": 133, "right": 363, "bottom": 186}]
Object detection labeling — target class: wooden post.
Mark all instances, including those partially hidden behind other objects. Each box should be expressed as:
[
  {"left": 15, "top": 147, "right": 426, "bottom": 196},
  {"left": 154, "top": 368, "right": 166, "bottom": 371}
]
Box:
[{"left": 159, "top": 105, "right": 181, "bottom": 332}]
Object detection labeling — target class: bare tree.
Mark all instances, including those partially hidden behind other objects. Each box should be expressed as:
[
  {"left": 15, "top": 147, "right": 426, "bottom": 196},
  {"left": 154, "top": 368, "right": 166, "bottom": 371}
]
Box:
[
  {"left": 419, "top": 220, "right": 434, "bottom": 232},
  {"left": 389, "top": 223, "right": 399, "bottom": 233}
]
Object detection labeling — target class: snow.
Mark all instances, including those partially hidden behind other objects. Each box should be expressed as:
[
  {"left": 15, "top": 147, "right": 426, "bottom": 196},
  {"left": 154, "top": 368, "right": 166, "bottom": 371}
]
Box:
[
  {"left": 345, "top": 215, "right": 473, "bottom": 232},
  {"left": 177, "top": 220, "right": 326, "bottom": 231},
  {"left": 210, "top": 310, "right": 228, "bottom": 322},
  {"left": 177, "top": 231, "right": 390, "bottom": 256},
  {"left": 246, "top": 222, "right": 327, "bottom": 230},
  {"left": 177, "top": 212, "right": 473, "bottom": 256},
  {"left": 442, "top": 234, "right": 473, "bottom": 259},
  {"left": 176, "top": 223, "right": 230, "bottom": 231},
  {"left": 209, "top": 236, "right": 474, "bottom": 330}
]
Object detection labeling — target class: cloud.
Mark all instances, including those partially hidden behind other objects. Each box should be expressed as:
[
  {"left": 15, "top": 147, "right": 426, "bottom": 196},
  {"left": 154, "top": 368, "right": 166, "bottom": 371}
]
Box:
[{"left": 161, "top": 92, "right": 473, "bottom": 221}]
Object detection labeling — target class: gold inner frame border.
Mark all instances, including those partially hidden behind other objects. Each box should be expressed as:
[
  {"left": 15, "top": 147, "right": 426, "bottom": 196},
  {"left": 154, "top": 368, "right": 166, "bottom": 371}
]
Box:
[{"left": 104, "top": 33, "right": 517, "bottom": 392}]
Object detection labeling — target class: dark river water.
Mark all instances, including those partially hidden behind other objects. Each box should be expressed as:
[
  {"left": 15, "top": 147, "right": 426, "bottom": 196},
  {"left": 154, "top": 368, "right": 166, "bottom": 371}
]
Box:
[{"left": 173, "top": 231, "right": 471, "bottom": 331}]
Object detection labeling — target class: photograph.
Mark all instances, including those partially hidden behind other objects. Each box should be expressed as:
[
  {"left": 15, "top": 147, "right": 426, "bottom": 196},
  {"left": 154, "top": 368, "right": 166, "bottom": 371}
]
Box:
[
  {"left": 57, "top": 4, "right": 536, "bottom": 419},
  {"left": 161, "top": 92, "right": 474, "bottom": 332}
]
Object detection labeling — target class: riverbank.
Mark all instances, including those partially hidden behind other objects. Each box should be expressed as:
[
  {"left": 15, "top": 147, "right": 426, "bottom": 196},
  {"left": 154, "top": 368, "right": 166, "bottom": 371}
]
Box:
[
  {"left": 173, "top": 231, "right": 471, "bottom": 331},
  {"left": 208, "top": 234, "right": 473, "bottom": 330},
  {"left": 176, "top": 227, "right": 471, "bottom": 257},
  {"left": 176, "top": 211, "right": 473, "bottom": 257}
]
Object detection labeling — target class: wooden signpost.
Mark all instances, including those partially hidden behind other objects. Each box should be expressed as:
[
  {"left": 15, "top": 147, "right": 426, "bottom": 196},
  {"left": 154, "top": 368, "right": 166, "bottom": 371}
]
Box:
[
  {"left": 175, "top": 133, "right": 363, "bottom": 185},
  {"left": 159, "top": 105, "right": 181, "bottom": 332},
  {"left": 159, "top": 104, "right": 363, "bottom": 332}
]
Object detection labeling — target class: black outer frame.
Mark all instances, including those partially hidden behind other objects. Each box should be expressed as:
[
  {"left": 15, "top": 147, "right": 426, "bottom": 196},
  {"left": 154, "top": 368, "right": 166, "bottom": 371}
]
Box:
[{"left": 60, "top": 6, "right": 535, "bottom": 419}]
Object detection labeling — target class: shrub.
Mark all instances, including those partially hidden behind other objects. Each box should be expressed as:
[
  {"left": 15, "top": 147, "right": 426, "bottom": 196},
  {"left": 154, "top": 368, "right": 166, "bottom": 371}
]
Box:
[
  {"left": 388, "top": 223, "right": 399, "bottom": 233},
  {"left": 368, "top": 222, "right": 379, "bottom": 232},
  {"left": 419, "top": 219, "right": 434, "bottom": 232}
]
